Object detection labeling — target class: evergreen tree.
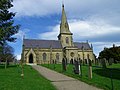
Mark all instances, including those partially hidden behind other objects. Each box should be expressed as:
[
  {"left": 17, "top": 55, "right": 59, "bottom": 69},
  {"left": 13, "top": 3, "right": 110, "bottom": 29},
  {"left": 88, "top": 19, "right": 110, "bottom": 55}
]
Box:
[{"left": 0, "top": 0, "right": 20, "bottom": 46}]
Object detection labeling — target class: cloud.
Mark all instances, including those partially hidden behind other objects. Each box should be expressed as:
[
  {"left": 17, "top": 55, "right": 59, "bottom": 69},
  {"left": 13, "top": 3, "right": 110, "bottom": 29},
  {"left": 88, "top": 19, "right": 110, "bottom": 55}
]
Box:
[
  {"left": 12, "top": 0, "right": 120, "bottom": 42},
  {"left": 16, "top": 54, "right": 21, "bottom": 60},
  {"left": 38, "top": 25, "right": 59, "bottom": 40},
  {"left": 38, "top": 19, "right": 120, "bottom": 56},
  {"left": 11, "top": 0, "right": 120, "bottom": 56},
  {"left": 14, "top": 28, "right": 30, "bottom": 40},
  {"left": 38, "top": 19, "right": 120, "bottom": 42},
  {"left": 11, "top": 0, "right": 120, "bottom": 23},
  {"left": 11, "top": 0, "right": 62, "bottom": 17}
]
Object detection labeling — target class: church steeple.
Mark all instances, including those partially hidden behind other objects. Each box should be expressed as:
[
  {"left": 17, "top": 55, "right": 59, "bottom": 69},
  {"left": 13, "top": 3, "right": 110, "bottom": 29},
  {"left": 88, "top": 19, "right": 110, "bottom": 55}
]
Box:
[
  {"left": 60, "top": 4, "right": 71, "bottom": 34},
  {"left": 58, "top": 4, "right": 73, "bottom": 47}
]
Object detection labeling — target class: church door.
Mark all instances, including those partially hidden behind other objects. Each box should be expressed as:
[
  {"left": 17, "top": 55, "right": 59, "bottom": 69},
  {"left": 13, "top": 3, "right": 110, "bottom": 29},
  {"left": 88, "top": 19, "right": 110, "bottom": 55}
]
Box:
[{"left": 29, "top": 54, "right": 33, "bottom": 63}]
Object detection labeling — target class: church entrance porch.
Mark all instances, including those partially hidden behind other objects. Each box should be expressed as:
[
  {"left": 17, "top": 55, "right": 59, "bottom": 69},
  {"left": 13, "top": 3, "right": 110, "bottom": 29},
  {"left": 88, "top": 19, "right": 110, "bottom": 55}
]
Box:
[{"left": 29, "top": 54, "right": 33, "bottom": 63}]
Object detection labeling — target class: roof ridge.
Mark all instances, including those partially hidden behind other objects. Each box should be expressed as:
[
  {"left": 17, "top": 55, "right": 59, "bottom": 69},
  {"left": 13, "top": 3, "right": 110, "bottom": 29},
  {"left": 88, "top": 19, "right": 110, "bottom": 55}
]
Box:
[
  {"left": 24, "top": 39, "right": 59, "bottom": 41},
  {"left": 74, "top": 42, "right": 88, "bottom": 44}
]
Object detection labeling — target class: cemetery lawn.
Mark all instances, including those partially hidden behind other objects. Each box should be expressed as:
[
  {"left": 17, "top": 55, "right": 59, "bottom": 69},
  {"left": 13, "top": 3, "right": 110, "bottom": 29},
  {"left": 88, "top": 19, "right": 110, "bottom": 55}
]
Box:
[
  {"left": 0, "top": 64, "right": 56, "bottom": 90},
  {"left": 41, "top": 64, "right": 120, "bottom": 90}
]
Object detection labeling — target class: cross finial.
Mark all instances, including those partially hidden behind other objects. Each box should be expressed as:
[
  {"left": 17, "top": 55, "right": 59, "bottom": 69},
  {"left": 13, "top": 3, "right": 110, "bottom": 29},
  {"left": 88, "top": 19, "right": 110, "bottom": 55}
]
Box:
[{"left": 62, "top": 0, "right": 64, "bottom": 7}]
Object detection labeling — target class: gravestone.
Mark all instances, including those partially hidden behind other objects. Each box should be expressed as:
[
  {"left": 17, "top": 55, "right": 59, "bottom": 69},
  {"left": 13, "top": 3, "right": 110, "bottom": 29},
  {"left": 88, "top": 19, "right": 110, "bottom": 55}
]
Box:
[
  {"left": 87, "top": 54, "right": 92, "bottom": 79},
  {"left": 73, "top": 59, "right": 79, "bottom": 74},
  {"left": 101, "top": 58, "right": 107, "bottom": 68},
  {"left": 52, "top": 60, "right": 54, "bottom": 64},
  {"left": 89, "top": 60, "right": 92, "bottom": 79},
  {"left": 98, "top": 59, "right": 101, "bottom": 66},
  {"left": 88, "top": 59, "right": 92, "bottom": 79},
  {"left": 66, "top": 58, "right": 68, "bottom": 65},
  {"left": 109, "top": 58, "right": 114, "bottom": 65},
  {"left": 70, "top": 59, "right": 74, "bottom": 64},
  {"left": 78, "top": 58, "right": 82, "bottom": 76},
  {"left": 95, "top": 58, "right": 98, "bottom": 65},
  {"left": 85, "top": 59, "right": 87, "bottom": 64},
  {"left": 55, "top": 59, "right": 57, "bottom": 64},
  {"left": 62, "top": 58, "right": 66, "bottom": 71}
]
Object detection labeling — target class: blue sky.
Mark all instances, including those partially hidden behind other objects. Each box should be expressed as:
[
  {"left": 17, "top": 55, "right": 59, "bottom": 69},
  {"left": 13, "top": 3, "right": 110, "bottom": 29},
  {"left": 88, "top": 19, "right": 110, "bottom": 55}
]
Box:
[{"left": 9, "top": 0, "right": 120, "bottom": 59}]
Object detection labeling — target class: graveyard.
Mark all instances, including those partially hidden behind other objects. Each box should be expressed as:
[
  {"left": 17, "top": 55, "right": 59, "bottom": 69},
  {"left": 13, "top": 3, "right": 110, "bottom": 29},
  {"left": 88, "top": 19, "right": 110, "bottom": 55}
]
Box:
[
  {"left": 0, "top": 64, "right": 56, "bottom": 90},
  {"left": 41, "top": 62, "right": 120, "bottom": 90}
]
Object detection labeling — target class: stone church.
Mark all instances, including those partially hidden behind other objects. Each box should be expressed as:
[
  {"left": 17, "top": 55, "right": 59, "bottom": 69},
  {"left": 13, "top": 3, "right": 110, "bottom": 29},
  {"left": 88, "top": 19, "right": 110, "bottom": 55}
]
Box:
[{"left": 21, "top": 5, "right": 95, "bottom": 64}]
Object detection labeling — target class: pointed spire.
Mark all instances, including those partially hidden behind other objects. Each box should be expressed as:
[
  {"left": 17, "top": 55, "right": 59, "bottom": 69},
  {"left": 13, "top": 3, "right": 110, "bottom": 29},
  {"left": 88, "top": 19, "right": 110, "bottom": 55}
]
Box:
[
  {"left": 61, "top": 4, "right": 67, "bottom": 26},
  {"left": 60, "top": 4, "right": 71, "bottom": 34}
]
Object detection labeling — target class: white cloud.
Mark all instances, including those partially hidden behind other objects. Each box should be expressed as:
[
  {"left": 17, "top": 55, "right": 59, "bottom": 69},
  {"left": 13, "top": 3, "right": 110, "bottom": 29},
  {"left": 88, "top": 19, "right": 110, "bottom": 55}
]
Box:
[
  {"left": 11, "top": 0, "right": 120, "bottom": 23},
  {"left": 38, "top": 25, "right": 59, "bottom": 40},
  {"left": 11, "top": 0, "right": 62, "bottom": 17},
  {"left": 16, "top": 54, "right": 21, "bottom": 60},
  {"left": 38, "top": 19, "right": 120, "bottom": 56},
  {"left": 14, "top": 28, "right": 30, "bottom": 39},
  {"left": 38, "top": 19, "right": 120, "bottom": 41},
  {"left": 11, "top": 0, "right": 120, "bottom": 56},
  {"left": 69, "top": 20, "right": 120, "bottom": 41}
]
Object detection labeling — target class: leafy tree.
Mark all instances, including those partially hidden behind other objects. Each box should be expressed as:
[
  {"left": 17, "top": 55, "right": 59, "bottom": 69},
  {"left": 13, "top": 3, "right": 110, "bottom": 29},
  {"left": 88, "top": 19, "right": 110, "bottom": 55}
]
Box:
[
  {"left": 0, "top": 43, "right": 14, "bottom": 68},
  {"left": 0, "top": 0, "right": 20, "bottom": 46},
  {"left": 99, "top": 46, "right": 120, "bottom": 63}
]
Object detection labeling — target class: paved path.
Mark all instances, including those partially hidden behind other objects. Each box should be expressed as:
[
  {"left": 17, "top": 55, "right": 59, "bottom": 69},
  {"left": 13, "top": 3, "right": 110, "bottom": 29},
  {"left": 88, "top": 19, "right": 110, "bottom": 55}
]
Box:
[{"left": 32, "top": 65, "right": 102, "bottom": 90}]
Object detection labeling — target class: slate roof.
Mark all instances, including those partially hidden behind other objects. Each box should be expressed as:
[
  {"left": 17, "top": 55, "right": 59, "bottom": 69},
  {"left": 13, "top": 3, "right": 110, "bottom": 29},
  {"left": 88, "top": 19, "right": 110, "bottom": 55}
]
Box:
[
  {"left": 74, "top": 42, "right": 91, "bottom": 50},
  {"left": 23, "top": 39, "right": 91, "bottom": 50},
  {"left": 23, "top": 39, "right": 62, "bottom": 49}
]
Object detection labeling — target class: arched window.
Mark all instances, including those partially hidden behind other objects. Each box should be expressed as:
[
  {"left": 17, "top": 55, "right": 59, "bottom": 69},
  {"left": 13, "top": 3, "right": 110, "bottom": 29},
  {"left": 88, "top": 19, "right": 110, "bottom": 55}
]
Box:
[
  {"left": 43, "top": 53, "right": 47, "bottom": 61},
  {"left": 56, "top": 53, "right": 59, "bottom": 61},
  {"left": 66, "top": 37, "right": 69, "bottom": 44}
]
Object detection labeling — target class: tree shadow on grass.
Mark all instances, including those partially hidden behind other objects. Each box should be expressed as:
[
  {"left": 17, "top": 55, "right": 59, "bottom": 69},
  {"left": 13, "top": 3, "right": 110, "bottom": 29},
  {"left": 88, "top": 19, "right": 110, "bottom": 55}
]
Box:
[
  {"left": 0, "top": 64, "right": 5, "bottom": 69},
  {"left": 93, "top": 68, "right": 120, "bottom": 80},
  {"left": 0, "top": 64, "right": 17, "bottom": 69}
]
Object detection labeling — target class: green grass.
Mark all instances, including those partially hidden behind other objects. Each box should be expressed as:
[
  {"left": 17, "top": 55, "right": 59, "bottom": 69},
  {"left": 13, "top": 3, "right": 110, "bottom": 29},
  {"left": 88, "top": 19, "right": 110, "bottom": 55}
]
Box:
[
  {"left": 41, "top": 64, "right": 120, "bottom": 90},
  {"left": 0, "top": 64, "right": 56, "bottom": 90},
  {"left": 107, "top": 63, "right": 120, "bottom": 68}
]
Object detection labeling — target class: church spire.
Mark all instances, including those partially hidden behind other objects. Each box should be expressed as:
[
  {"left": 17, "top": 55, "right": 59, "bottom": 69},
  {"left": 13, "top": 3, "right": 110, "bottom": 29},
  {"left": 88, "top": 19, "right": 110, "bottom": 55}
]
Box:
[
  {"left": 58, "top": 4, "right": 73, "bottom": 47},
  {"left": 60, "top": 4, "right": 71, "bottom": 34}
]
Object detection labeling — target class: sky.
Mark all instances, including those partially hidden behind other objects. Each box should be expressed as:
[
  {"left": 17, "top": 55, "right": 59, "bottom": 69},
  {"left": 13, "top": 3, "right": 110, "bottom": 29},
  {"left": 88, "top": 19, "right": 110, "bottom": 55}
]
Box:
[{"left": 9, "top": 0, "right": 120, "bottom": 60}]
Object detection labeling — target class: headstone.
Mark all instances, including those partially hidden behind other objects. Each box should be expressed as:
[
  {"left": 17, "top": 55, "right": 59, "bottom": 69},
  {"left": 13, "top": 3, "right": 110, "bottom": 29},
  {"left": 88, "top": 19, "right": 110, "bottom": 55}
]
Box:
[
  {"left": 55, "top": 59, "right": 57, "bottom": 64},
  {"left": 73, "top": 59, "right": 79, "bottom": 74},
  {"left": 95, "top": 58, "right": 99, "bottom": 65},
  {"left": 52, "top": 60, "right": 54, "bottom": 64},
  {"left": 88, "top": 59, "right": 92, "bottom": 79},
  {"left": 87, "top": 54, "right": 92, "bottom": 79},
  {"left": 79, "top": 64, "right": 81, "bottom": 75},
  {"left": 66, "top": 58, "right": 68, "bottom": 65},
  {"left": 78, "top": 59, "right": 82, "bottom": 76},
  {"left": 101, "top": 58, "right": 107, "bottom": 68},
  {"left": 70, "top": 59, "right": 74, "bottom": 64},
  {"left": 62, "top": 58, "right": 66, "bottom": 71},
  {"left": 85, "top": 59, "right": 87, "bottom": 64},
  {"left": 109, "top": 58, "right": 114, "bottom": 65}
]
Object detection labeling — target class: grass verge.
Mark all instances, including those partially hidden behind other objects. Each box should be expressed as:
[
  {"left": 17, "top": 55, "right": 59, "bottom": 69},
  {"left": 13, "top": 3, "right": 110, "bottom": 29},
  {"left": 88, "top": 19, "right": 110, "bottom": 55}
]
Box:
[{"left": 0, "top": 64, "right": 56, "bottom": 90}]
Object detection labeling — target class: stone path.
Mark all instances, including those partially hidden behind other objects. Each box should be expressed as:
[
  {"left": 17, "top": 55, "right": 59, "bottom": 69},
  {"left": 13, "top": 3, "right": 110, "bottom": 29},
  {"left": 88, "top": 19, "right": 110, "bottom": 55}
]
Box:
[{"left": 32, "top": 65, "right": 102, "bottom": 90}]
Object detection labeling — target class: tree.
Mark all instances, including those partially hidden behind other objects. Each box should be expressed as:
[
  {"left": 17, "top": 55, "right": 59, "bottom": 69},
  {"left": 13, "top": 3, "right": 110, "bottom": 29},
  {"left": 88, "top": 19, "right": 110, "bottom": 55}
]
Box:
[
  {"left": 99, "top": 46, "right": 120, "bottom": 63},
  {"left": 0, "top": 43, "right": 14, "bottom": 68},
  {"left": 0, "top": 0, "right": 20, "bottom": 46}
]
